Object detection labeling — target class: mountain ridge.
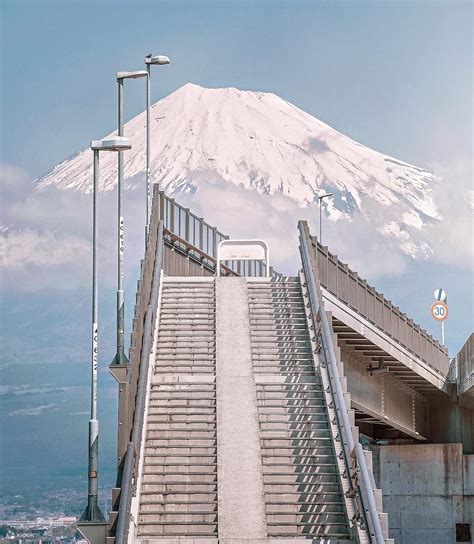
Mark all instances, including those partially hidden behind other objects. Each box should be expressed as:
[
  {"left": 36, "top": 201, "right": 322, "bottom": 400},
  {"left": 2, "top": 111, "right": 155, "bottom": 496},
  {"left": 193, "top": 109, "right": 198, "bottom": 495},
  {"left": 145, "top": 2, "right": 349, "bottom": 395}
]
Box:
[{"left": 36, "top": 82, "right": 440, "bottom": 258}]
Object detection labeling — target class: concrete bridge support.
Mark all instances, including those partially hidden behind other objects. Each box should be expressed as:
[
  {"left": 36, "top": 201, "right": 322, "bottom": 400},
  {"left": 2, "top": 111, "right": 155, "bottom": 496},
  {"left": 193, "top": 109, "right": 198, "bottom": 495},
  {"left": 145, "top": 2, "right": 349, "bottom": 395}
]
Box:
[{"left": 370, "top": 443, "right": 473, "bottom": 544}]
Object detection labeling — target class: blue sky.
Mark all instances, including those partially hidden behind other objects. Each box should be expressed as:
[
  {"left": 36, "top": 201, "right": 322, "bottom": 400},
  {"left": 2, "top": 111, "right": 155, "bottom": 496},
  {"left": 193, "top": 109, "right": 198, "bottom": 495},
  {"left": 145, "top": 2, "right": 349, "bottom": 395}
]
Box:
[{"left": 1, "top": 0, "right": 472, "bottom": 178}]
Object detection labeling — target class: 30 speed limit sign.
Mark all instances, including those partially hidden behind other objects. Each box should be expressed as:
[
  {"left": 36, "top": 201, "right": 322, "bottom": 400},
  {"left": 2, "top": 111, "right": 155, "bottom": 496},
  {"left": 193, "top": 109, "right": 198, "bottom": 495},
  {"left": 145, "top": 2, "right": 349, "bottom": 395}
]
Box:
[{"left": 430, "top": 301, "right": 448, "bottom": 321}]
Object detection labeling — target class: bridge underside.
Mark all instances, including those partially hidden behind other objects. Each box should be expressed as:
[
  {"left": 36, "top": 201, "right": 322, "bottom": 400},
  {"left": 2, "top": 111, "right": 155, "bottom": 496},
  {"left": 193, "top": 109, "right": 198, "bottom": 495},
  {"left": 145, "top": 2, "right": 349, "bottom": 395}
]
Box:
[{"left": 317, "top": 289, "right": 450, "bottom": 443}]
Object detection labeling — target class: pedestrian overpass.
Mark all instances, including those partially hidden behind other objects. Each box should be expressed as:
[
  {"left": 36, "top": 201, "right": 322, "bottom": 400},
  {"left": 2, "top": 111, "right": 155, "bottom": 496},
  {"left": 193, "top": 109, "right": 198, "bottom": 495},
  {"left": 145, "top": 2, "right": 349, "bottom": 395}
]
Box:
[{"left": 83, "top": 189, "right": 471, "bottom": 544}]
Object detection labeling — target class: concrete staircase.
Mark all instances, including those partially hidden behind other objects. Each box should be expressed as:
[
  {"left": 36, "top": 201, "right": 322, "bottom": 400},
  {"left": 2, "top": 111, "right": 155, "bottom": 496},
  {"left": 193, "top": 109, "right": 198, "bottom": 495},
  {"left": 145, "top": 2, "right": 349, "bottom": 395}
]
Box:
[
  {"left": 248, "top": 277, "right": 354, "bottom": 541},
  {"left": 131, "top": 275, "right": 388, "bottom": 542},
  {"left": 136, "top": 277, "right": 218, "bottom": 539}
]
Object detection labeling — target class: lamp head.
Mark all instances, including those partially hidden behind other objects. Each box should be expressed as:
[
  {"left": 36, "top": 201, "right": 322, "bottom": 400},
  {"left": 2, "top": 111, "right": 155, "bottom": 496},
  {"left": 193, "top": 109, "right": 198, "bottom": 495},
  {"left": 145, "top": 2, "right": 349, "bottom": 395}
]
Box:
[
  {"left": 145, "top": 54, "right": 170, "bottom": 66},
  {"left": 116, "top": 70, "right": 148, "bottom": 81},
  {"left": 90, "top": 137, "right": 132, "bottom": 152},
  {"left": 319, "top": 193, "right": 333, "bottom": 201}
]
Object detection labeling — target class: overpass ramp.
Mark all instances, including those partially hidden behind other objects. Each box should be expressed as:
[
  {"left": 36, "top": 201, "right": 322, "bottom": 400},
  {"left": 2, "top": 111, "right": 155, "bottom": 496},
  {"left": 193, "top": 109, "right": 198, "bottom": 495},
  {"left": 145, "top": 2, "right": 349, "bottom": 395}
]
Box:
[{"left": 125, "top": 275, "right": 391, "bottom": 543}]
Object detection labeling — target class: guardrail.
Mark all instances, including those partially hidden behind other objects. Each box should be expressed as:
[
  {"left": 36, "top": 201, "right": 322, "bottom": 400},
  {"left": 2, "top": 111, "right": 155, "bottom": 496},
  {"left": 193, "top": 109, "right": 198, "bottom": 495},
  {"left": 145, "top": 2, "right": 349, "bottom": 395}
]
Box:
[
  {"left": 299, "top": 220, "right": 385, "bottom": 544},
  {"left": 311, "top": 236, "right": 448, "bottom": 375},
  {"left": 156, "top": 190, "right": 267, "bottom": 277},
  {"left": 114, "top": 219, "right": 164, "bottom": 544}
]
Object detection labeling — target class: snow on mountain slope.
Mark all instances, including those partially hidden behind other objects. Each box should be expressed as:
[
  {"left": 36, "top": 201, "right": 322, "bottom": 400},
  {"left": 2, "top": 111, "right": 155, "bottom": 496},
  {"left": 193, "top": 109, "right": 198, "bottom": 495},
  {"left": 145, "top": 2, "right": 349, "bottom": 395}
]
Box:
[{"left": 37, "top": 83, "right": 440, "bottom": 258}]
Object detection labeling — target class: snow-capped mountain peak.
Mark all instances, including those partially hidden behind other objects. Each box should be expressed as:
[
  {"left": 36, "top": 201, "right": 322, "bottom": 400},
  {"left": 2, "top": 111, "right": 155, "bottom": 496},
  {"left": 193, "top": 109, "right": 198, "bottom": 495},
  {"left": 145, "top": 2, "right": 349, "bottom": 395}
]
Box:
[{"left": 37, "top": 82, "right": 440, "bottom": 258}]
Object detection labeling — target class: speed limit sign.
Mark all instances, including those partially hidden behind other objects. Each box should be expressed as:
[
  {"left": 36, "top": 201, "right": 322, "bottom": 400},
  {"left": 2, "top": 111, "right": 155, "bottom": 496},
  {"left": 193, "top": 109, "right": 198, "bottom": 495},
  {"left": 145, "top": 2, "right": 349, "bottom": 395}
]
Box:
[{"left": 431, "top": 301, "right": 448, "bottom": 321}]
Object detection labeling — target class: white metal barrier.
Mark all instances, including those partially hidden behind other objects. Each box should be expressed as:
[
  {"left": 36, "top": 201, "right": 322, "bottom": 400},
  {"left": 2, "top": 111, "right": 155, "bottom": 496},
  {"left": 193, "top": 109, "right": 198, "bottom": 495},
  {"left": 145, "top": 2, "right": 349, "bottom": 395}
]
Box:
[{"left": 217, "top": 239, "right": 270, "bottom": 277}]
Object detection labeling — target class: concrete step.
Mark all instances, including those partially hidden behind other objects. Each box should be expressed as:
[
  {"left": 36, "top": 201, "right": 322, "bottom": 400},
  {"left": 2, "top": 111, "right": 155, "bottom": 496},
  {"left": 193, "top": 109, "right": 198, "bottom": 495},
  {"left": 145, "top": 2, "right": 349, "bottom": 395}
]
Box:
[
  {"left": 263, "top": 472, "right": 340, "bottom": 485},
  {"left": 256, "top": 399, "right": 326, "bottom": 408},
  {"left": 138, "top": 512, "right": 218, "bottom": 523},
  {"left": 147, "top": 431, "right": 216, "bottom": 440},
  {"left": 141, "top": 470, "right": 217, "bottom": 482},
  {"left": 140, "top": 483, "right": 217, "bottom": 494},
  {"left": 259, "top": 423, "right": 331, "bottom": 433},
  {"left": 266, "top": 524, "right": 349, "bottom": 538},
  {"left": 140, "top": 502, "right": 217, "bottom": 513},
  {"left": 146, "top": 438, "right": 216, "bottom": 447},
  {"left": 145, "top": 453, "right": 216, "bottom": 466},
  {"left": 262, "top": 454, "right": 336, "bottom": 464},
  {"left": 266, "top": 501, "right": 345, "bottom": 514},
  {"left": 147, "top": 407, "right": 215, "bottom": 415},
  {"left": 262, "top": 464, "right": 338, "bottom": 475},
  {"left": 263, "top": 483, "right": 341, "bottom": 495},
  {"left": 148, "top": 400, "right": 216, "bottom": 408},
  {"left": 140, "top": 493, "right": 217, "bottom": 503},
  {"left": 147, "top": 422, "right": 216, "bottom": 431},
  {"left": 138, "top": 526, "right": 218, "bottom": 537},
  {"left": 144, "top": 446, "right": 216, "bottom": 456},
  {"left": 147, "top": 414, "right": 216, "bottom": 423}
]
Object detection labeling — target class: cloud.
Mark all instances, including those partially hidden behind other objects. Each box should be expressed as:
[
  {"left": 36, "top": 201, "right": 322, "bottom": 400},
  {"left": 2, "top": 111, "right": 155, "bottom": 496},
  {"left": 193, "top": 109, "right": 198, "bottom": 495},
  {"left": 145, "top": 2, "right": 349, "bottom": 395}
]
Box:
[
  {"left": 1, "top": 151, "right": 472, "bottom": 295},
  {"left": 175, "top": 174, "right": 409, "bottom": 278},
  {"left": 0, "top": 163, "right": 146, "bottom": 292},
  {"left": 0, "top": 227, "right": 89, "bottom": 270},
  {"left": 9, "top": 403, "right": 57, "bottom": 417},
  {"left": 426, "top": 156, "right": 474, "bottom": 269}
]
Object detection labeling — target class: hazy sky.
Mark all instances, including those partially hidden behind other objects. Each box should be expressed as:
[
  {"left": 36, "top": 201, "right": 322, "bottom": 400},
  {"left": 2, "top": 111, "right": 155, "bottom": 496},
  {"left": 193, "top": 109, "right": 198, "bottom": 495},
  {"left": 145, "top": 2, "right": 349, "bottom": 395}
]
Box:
[
  {"left": 0, "top": 0, "right": 472, "bottom": 354},
  {"left": 1, "top": 0, "right": 472, "bottom": 179},
  {"left": 0, "top": 1, "right": 472, "bottom": 510}
]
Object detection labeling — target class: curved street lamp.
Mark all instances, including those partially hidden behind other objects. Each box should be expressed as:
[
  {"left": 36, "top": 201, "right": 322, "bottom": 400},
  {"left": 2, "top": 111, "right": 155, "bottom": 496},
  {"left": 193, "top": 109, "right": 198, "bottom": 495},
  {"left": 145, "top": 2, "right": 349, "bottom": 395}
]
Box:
[
  {"left": 111, "top": 70, "right": 147, "bottom": 371},
  {"left": 144, "top": 53, "right": 170, "bottom": 239},
  {"left": 80, "top": 136, "right": 132, "bottom": 531}
]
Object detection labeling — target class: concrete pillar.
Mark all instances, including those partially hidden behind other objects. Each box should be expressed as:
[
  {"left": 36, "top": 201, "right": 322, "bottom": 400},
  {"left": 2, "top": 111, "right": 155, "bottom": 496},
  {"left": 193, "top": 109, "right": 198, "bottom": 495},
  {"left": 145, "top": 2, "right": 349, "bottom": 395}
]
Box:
[{"left": 215, "top": 277, "right": 267, "bottom": 540}]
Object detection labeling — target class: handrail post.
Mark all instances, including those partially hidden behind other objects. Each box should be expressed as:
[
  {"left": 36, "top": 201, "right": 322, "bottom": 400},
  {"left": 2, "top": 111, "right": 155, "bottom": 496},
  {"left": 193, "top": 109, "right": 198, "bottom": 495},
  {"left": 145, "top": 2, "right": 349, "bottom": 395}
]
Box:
[{"left": 185, "top": 208, "right": 190, "bottom": 242}]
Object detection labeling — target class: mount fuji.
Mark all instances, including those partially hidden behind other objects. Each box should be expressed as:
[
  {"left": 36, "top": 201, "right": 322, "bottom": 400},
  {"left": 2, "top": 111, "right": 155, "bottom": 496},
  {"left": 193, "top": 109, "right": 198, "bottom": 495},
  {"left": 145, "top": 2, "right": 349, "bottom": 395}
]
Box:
[{"left": 37, "top": 83, "right": 440, "bottom": 259}]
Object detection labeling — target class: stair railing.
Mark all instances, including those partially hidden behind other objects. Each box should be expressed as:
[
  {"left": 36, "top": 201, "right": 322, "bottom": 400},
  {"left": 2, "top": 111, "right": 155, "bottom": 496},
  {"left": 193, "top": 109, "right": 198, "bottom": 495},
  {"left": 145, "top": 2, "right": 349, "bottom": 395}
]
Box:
[
  {"left": 115, "top": 219, "right": 164, "bottom": 544},
  {"left": 298, "top": 220, "right": 385, "bottom": 544}
]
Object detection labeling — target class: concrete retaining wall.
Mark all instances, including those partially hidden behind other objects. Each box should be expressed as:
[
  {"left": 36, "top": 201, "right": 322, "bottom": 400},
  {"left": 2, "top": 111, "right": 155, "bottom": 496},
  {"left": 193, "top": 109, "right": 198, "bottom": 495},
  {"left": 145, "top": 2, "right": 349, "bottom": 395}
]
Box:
[{"left": 371, "top": 443, "right": 473, "bottom": 543}]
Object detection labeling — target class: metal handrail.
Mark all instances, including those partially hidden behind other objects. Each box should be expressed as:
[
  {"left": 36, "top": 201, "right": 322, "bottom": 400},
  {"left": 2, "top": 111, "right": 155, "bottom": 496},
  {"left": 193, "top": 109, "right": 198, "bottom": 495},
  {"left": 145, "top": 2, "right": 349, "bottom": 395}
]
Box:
[
  {"left": 298, "top": 220, "right": 385, "bottom": 544},
  {"left": 164, "top": 229, "right": 240, "bottom": 276},
  {"left": 313, "top": 238, "right": 448, "bottom": 371},
  {"left": 157, "top": 190, "right": 267, "bottom": 277},
  {"left": 115, "top": 220, "right": 164, "bottom": 544}
]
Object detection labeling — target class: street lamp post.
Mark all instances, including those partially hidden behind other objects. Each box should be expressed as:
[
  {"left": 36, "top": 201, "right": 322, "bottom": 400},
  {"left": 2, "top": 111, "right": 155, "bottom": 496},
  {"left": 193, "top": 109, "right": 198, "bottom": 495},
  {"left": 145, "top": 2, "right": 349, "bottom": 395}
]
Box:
[
  {"left": 79, "top": 137, "right": 131, "bottom": 536},
  {"left": 144, "top": 53, "right": 170, "bottom": 240},
  {"left": 111, "top": 71, "right": 147, "bottom": 370},
  {"left": 318, "top": 193, "right": 333, "bottom": 245}
]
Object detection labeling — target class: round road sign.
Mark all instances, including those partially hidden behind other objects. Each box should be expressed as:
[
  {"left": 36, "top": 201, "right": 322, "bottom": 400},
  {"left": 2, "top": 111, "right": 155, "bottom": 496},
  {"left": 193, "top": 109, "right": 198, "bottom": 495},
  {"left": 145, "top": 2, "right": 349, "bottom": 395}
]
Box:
[
  {"left": 430, "top": 301, "right": 448, "bottom": 321},
  {"left": 434, "top": 288, "right": 447, "bottom": 301}
]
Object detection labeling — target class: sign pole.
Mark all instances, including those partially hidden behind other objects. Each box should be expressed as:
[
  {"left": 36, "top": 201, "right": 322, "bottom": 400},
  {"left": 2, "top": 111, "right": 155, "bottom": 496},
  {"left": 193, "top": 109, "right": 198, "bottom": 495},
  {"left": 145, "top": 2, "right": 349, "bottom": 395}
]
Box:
[{"left": 431, "top": 289, "right": 448, "bottom": 346}]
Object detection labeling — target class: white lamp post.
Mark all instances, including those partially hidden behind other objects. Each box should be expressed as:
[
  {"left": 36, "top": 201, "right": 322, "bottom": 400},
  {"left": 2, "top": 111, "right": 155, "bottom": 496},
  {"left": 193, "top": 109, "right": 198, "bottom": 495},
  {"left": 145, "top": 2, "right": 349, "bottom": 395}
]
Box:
[
  {"left": 144, "top": 53, "right": 170, "bottom": 240},
  {"left": 80, "top": 137, "right": 131, "bottom": 531},
  {"left": 111, "top": 70, "right": 147, "bottom": 370}
]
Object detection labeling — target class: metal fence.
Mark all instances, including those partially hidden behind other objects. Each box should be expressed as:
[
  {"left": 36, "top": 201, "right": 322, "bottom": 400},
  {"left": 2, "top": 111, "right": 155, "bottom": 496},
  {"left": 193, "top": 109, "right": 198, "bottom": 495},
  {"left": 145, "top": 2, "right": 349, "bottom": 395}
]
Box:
[
  {"left": 310, "top": 234, "right": 449, "bottom": 375},
  {"left": 156, "top": 190, "right": 267, "bottom": 277}
]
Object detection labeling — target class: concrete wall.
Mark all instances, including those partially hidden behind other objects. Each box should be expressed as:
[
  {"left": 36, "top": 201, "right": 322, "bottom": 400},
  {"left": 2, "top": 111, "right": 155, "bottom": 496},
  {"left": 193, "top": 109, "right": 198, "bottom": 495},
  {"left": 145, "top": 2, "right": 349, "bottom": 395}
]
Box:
[
  {"left": 429, "top": 394, "right": 474, "bottom": 454},
  {"left": 371, "top": 443, "right": 474, "bottom": 543}
]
